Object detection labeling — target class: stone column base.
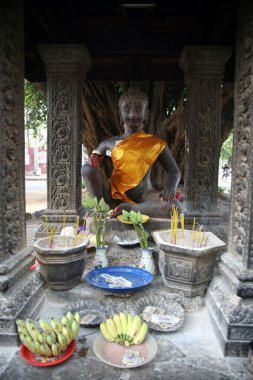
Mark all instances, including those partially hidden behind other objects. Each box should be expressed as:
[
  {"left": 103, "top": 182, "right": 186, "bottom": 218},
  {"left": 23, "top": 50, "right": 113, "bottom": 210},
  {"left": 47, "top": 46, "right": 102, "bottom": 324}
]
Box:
[
  {"left": 206, "top": 275, "right": 253, "bottom": 357},
  {"left": 0, "top": 248, "right": 44, "bottom": 344},
  {"left": 35, "top": 209, "right": 80, "bottom": 238}
]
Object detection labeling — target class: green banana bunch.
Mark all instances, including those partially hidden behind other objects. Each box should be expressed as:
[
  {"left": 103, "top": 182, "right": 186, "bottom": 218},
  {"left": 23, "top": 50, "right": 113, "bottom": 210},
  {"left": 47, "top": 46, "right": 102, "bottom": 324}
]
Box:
[
  {"left": 121, "top": 209, "right": 148, "bottom": 248},
  {"left": 16, "top": 312, "right": 81, "bottom": 358},
  {"left": 100, "top": 313, "right": 148, "bottom": 346}
]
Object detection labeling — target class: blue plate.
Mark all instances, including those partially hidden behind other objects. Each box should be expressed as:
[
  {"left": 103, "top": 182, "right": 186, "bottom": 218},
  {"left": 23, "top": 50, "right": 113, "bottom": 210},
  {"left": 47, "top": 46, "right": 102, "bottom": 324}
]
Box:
[{"left": 84, "top": 266, "right": 153, "bottom": 293}]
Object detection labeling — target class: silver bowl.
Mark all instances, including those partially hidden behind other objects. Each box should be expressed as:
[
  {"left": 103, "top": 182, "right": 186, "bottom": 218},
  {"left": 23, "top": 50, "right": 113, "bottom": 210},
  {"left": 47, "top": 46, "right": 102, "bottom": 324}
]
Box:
[{"left": 134, "top": 294, "right": 185, "bottom": 332}]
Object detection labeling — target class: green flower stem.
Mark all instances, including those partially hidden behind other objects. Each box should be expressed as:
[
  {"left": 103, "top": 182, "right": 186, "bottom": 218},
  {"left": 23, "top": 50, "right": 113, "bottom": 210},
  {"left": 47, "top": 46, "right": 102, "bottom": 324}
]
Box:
[{"left": 134, "top": 223, "right": 148, "bottom": 249}]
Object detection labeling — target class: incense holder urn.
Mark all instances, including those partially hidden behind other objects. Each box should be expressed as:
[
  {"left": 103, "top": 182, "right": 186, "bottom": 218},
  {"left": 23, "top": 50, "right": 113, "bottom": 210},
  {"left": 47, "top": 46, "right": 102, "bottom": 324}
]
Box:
[
  {"left": 152, "top": 229, "right": 226, "bottom": 297},
  {"left": 33, "top": 235, "right": 89, "bottom": 290}
]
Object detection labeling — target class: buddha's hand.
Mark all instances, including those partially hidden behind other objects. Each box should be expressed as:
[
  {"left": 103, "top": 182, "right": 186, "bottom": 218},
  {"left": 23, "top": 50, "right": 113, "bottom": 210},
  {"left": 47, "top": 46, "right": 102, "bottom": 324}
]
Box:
[
  {"left": 159, "top": 192, "right": 176, "bottom": 202},
  {"left": 89, "top": 151, "right": 104, "bottom": 168},
  {"left": 110, "top": 206, "right": 122, "bottom": 218}
]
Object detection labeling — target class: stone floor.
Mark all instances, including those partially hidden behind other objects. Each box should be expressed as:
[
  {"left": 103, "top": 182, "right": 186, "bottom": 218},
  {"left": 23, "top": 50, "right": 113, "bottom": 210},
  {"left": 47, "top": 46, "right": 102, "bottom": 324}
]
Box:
[{"left": 1, "top": 201, "right": 253, "bottom": 380}]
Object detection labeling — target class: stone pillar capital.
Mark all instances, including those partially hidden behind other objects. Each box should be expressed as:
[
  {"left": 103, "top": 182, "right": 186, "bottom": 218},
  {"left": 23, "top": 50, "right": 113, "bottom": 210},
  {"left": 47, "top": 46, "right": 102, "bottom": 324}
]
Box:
[
  {"left": 179, "top": 45, "right": 232, "bottom": 76},
  {"left": 39, "top": 44, "right": 92, "bottom": 74}
]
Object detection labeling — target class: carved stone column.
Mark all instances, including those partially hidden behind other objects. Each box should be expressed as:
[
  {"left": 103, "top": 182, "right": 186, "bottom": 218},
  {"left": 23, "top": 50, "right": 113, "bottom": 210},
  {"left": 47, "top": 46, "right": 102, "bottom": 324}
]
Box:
[
  {"left": 207, "top": 0, "right": 253, "bottom": 356},
  {"left": 0, "top": 1, "right": 45, "bottom": 345},
  {"left": 38, "top": 45, "right": 91, "bottom": 235},
  {"left": 179, "top": 46, "right": 231, "bottom": 231},
  {"left": 0, "top": 0, "right": 26, "bottom": 261}
]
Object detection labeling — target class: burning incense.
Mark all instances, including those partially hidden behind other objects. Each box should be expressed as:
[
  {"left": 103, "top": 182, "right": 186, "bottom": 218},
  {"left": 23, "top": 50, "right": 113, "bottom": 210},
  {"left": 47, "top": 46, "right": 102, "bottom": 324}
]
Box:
[
  {"left": 45, "top": 215, "right": 50, "bottom": 245},
  {"left": 180, "top": 213, "right": 184, "bottom": 240},
  {"left": 196, "top": 225, "right": 203, "bottom": 247},
  {"left": 63, "top": 211, "right": 66, "bottom": 247},
  {"left": 50, "top": 227, "right": 55, "bottom": 248},
  {"left": 74, "top": 216, "right": 79, "bottom": 246},
  {"left": 170, "top": 204, "right": 179, "bottom": 244},
  {"left": 192, "top": 217, "right": 196, "bottom": 237}
]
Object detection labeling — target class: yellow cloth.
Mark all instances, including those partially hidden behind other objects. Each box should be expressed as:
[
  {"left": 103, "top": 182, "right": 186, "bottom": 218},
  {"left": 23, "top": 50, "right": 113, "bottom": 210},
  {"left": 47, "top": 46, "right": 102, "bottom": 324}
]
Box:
[{"left": 110, "top": 130, "right": 167, "bottom": 203}]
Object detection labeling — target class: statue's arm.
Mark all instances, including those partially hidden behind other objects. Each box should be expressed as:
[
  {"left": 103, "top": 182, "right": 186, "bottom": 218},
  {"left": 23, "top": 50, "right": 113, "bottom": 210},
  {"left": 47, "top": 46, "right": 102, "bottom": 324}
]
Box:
[
  {"left": 89, "top": 138, "right": 115, "bottom": 168},
  {"left": 157, "top": 146, "right": 181, "bottom": 199}
]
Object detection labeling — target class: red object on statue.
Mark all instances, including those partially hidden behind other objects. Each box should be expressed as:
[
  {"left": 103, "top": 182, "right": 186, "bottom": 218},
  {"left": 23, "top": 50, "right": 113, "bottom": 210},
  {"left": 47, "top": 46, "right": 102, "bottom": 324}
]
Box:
[
  {"left": 175, "top": 191, "right": 184, "bottom": 202},
  {"left": 89, "top": 153, "right": 104, "bottom": 168},
  {"left": 111, "top": 206, "right": 122, "bottom": 218}
]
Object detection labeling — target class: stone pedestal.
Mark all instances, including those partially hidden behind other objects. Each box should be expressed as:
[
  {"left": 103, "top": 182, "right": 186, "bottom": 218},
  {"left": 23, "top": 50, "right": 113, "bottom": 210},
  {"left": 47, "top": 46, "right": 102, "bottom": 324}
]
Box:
[
  {"left": 179, "top": 45, "right": 231, "bottom": 238},
  {"left": 206, "top": 0, "right": 253, "bottom": 357},
  {"left": 37, "top": 45, "right": 91, "bottom": 237}
]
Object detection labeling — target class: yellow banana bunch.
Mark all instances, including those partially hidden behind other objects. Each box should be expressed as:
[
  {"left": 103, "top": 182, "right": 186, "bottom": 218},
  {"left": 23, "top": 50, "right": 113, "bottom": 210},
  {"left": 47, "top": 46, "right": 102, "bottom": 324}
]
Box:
[
  {"left": 100, "top": 313, "right": 148, "bottom": 346},
  {"left": 16, "top": 311, "right": 81, "bottom": 358}
]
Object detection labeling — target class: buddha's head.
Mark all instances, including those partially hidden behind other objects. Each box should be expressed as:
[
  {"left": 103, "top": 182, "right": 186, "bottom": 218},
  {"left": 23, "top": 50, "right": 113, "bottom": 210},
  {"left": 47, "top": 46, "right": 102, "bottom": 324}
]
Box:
[{"left": 119, "top": 87, "right": 149, "bottom": 133}]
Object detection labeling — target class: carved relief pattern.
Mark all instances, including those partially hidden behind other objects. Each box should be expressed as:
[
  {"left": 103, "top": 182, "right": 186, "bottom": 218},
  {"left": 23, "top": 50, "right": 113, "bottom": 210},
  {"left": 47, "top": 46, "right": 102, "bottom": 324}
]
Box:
[
  {"left": 229, "top": 327, "right": 253, "bottom": 340},
  {"left": 229, "top": 300, "right": 253, "bottom": 324},
  {"left": 180, "top": 47, "right": 231, "bottom": 215},
  {"left": 197, "top": 260, "right": 214, "bottom": 281},
  {"left": 0, "top": 0, "right": 26, "bottom": 259},
  {"left": 0, "top": 272, "right": 42, "bottom": 318},
  {"left": 187, "top": 76, "right": 220, "bottom": 212},
  {"left": 166, "top": 258, "right": 192, "bottom": 279},
  {"left": 229, "top": 2, "right": 253, "bottom": 268},
  {"left": 50, "top": 75, "right": 73, "bottom": 210}
]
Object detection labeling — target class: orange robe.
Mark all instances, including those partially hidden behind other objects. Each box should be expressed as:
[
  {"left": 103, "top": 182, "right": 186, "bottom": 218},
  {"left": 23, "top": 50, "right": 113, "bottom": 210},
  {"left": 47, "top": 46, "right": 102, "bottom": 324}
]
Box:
[{"left": 110, "top": 130, "right": 167, "bottom": 203}]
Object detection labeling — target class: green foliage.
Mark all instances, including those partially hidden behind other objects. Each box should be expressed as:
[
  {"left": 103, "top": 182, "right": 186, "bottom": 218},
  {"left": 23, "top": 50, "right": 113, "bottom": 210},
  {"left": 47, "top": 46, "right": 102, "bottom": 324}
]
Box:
[
  {"left": 83, "top": 193, "right": 111, "bottom": 248},
  {"left": 24, "top": 80, "right": 47, "bottom": 137},
  {"left": 220, "top": 132, "right": 233, "bottom": 161},
  {"left": 121, "top": 210, "right": 148, "bottom": 249}
]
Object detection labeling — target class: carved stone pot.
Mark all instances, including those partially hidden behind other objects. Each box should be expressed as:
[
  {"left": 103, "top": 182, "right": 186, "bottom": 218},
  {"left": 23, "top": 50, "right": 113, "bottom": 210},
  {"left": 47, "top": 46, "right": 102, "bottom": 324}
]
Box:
[
  {"left": 33, "top": 235, "right": 89, "bottom": 290},
  {"left": 152, "top": 229, "right": 226, "bottom": 297}
]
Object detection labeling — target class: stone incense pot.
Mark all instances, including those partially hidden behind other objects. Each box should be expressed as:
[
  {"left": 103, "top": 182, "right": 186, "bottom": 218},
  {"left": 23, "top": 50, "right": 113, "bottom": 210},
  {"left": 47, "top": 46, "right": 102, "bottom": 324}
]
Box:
[
  {"left": 152, "top": 229, "right": 226, "bottom": 297},
  {"left": 33, "top": 235, "right": 89, "bottom": 290}
]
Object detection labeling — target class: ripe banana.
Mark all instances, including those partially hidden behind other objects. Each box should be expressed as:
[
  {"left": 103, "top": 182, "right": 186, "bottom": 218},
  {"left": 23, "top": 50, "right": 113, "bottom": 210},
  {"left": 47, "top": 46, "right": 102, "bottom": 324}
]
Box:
[
  {"left": 129, "top": 315, "right": 142, "bottom": 340},
  {"left": 100, "top": 322, "right": 115, "bottom": 343},
  {"left": 126, "top": 313, "right": 133, "bottom": 338},
  {"left": 57, "top": 332, "right": 67, "bottom": 352},
  {"left": 74, "top": 312, "right": 81, "bottom": 324},
  {"left": 16, "top": 311, "right": 81, "bottom": 358},
  {"left": 119, "top": 312, "right": 128, "bottom": 340},
  {"left": 16, "top": 319, "right": 27, "bottom": 329},
  {"left": 66, "top": 311, "right": 74, "bottom": 325},
  {"left": 61, "top": 315, "right": 71, "bottom": 329},
  {"left": 105, "top": 318, "right": 118, "bottom": 340},
  {"left": 62, "top": 325, "right": 72, "bottom": 345},
  {"left": 39, "top": 319, "right": 56, "bottom": 339},
  {"left": 100, "top": 313, "right": 148, "bottom": 346},
  {"left": 132, "top": 322, "right": 148, "bottom": 345},
  {"left": 51, "top": 318, "right": 63, "bottom": 334},
  {"left": 113, "top": 314, "right": 123, "bottom": 339},
  {"left": 38, "top": 332, "right": 47, "bottom": 344},
  {"left": 71, "top": 320, "right": 79, "bottom": 340},
  {"left": 52, "top": 343, "right": 61, "bottom": 357},
  {"left": 26, "top": 318, "right": 40, "bottom": 340},
  {"left": 33, "top": 340, "right": 42, "bottom": 356},
  {"left": 46, "top": 333, "right": 56, "bottom": 346}
]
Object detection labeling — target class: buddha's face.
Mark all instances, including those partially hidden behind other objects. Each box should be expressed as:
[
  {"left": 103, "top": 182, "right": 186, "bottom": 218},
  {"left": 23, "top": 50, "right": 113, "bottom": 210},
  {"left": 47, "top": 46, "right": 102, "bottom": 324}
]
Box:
[{"left": 120, "top": 98, "right": 148, "bottom": 133}]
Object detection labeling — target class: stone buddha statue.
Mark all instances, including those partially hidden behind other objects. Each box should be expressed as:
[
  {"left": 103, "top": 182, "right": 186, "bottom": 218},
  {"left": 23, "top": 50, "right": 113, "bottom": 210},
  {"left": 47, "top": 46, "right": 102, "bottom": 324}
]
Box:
[{"left": 82, "top": 87, "right": 181, "bottom": 217}]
